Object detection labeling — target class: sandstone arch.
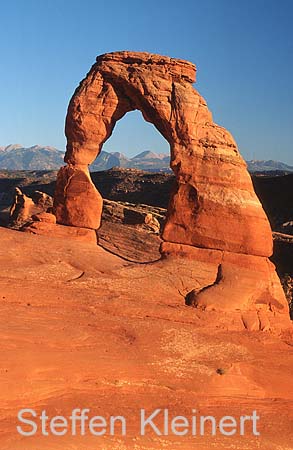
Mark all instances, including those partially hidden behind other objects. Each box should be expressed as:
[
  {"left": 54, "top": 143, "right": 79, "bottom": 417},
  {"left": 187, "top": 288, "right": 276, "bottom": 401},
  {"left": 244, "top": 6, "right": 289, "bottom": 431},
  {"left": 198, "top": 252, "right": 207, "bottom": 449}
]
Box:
[
  {"left": 53, "top": 51, "right": 289, "bottom": 320},
  {"left": 54, "top": 51, "right": 272, "bottom": 256}
]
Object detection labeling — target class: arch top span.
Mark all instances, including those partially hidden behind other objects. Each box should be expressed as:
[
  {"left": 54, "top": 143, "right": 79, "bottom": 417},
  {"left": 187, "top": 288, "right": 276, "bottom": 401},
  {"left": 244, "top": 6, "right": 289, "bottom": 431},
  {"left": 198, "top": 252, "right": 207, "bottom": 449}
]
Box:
[
  {"left": 95, "top": 51, "right": 197, "bottom": 83},
  {"left": 64, "top": 51, "right": 200, "bottom": 168}
]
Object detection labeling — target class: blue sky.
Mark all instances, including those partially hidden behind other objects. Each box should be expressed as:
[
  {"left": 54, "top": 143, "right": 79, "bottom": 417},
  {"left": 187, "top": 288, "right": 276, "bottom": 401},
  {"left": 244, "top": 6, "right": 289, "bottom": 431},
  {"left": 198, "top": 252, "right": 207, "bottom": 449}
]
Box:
[{"left": 0, "top": 0, "right": 292, "bottom": 162}]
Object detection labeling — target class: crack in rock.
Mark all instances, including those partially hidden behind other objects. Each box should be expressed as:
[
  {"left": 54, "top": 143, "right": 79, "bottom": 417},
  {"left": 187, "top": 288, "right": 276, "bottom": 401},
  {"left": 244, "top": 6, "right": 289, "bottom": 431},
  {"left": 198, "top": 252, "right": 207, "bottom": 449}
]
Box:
[{"left": 185, "top": 263, "right": 223, "bottom": 307}]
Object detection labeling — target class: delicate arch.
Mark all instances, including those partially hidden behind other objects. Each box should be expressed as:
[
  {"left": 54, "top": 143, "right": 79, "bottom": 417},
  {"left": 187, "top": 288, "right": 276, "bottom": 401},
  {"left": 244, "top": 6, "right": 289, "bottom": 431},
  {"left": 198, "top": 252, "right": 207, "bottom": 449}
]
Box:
[
  {"left": 52, "top": 51, "right": 291, "bottom": 320},
  {"left": 54, "top": 51, "right": 272, "bottom": 257}
]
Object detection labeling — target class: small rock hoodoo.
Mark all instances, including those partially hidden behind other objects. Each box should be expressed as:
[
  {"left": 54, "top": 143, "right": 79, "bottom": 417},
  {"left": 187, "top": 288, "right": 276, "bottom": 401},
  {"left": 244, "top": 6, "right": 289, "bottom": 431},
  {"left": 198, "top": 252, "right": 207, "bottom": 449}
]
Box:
[{"left": 53, "top": 51, "right": 289, "bottom": 322}]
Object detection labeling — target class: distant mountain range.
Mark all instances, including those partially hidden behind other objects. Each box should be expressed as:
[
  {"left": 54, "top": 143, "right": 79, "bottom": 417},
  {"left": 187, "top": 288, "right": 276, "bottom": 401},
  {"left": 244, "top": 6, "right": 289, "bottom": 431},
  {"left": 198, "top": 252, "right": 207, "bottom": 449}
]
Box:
[
  {"left": 1, "top": 145, "right": 293, "bottom": 173},
  {"left": 0, "top": 145, "right": 171, "bottom": 172},
  {"left": 246, "top": 160, "right": 293, "bottom": 173},
  {"left": 90, "top": 150, "right": 170, "bottom": 171},
  {"left": 0, "top": 145, "right": 64, "bottom": 170}
]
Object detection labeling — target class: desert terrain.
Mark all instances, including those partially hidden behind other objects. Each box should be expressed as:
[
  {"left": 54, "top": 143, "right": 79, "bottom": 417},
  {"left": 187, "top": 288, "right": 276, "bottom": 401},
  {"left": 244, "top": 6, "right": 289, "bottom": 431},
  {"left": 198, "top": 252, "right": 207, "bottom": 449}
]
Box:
[
  {"left": 1, "top": 0, "right": 293, "bottom": 443},
  {"left": 0, "top": 50, "right": 292, "bottom": 450},
  {"left": 0, "top": 166, "right": 292, "bottom": 450}
]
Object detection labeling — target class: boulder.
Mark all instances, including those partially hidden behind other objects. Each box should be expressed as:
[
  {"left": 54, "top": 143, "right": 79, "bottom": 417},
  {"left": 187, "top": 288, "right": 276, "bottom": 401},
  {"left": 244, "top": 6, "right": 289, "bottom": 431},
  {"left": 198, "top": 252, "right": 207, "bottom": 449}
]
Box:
[
  {"left": 31, "top": 212, "right": 57, "bottom": 224},
  {"left": 9, "top": 187, "right": 38, "bottom": 226},
  {"left": 30, "top": 190, "right": 53, "bottom": 209},
  {"left": 9, "top": 187, "right": 54, "bottom": 227}
]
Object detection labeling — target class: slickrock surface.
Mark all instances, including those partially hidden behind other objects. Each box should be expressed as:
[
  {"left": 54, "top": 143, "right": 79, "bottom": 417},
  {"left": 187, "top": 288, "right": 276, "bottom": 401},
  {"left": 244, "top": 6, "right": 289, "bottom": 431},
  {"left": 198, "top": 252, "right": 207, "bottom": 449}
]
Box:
[
  {"left": 22, "top": 221, "right": 98, "bottom": 244},
  {"left": 0, "top": 226, "right": 292, "bottom": 449}
]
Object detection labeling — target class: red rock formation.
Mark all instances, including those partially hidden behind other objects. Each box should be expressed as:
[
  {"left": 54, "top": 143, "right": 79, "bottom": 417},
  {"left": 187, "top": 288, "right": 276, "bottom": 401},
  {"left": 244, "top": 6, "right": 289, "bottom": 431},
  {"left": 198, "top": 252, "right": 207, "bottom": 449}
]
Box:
[
  {"left": 53, "top": 51, "right": 289, "bottom": 318},
  {"left": 31, "top": 212, "right": 57, "bottom": 224},
  {"left": 55, "top": 51, "right": 271, "bottom": 257},
  {"left": 9, "top": 187, "right": 43, "bottom": 226},
  {"left": 54, "top": 165, "right": 103, "bottom": 229},
  {"left": 161, "top": 242, "right": 287, "bottom": 323}
]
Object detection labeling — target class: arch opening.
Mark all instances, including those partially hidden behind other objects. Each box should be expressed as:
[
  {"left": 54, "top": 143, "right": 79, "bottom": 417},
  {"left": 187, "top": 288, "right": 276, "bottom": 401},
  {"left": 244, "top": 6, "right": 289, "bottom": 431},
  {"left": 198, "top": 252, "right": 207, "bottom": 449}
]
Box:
[
  {"left": 88, "top": 109, "right": 173, "bottom": 263},
  {"left": 90, "top": 110, "right": 171, "bottom": 171}
]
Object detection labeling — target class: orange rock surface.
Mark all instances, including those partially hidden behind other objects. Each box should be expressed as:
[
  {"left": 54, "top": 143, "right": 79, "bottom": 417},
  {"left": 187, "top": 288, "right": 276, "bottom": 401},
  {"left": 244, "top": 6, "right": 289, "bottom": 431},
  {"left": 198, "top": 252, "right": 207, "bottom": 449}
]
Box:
[
  {"left": 22, "top": 220, "right": 98, "bottom": 244},
  {"left": 161, "top": 242, "right": 289, "bottom": 323},
  {"left": 31, "top": 212, "right": 57, "bottom": 223},
  {"left": 0, "top": 226, "right": 292, "bottom": 449}
]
